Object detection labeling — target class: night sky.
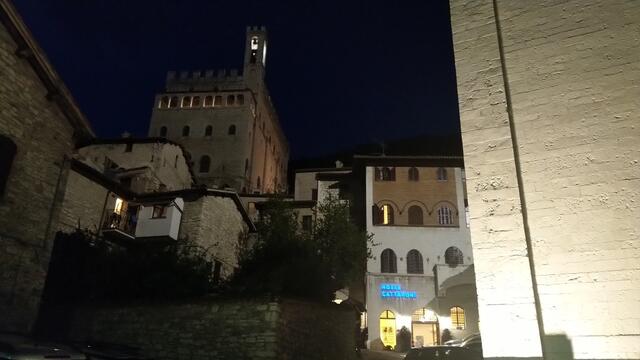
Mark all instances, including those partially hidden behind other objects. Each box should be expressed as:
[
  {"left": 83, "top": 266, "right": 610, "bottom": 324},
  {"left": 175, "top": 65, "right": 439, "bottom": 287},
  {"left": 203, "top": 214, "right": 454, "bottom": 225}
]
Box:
[{"left": 14, "top": 0, "right": 460, "bottom": 159}]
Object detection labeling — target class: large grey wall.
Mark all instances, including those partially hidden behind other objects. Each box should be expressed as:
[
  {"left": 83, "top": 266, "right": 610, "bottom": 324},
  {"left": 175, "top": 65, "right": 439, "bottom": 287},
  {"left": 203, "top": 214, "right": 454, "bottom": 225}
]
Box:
[{"left": 449, "top": 0, "right": 639, "bottom": 359}]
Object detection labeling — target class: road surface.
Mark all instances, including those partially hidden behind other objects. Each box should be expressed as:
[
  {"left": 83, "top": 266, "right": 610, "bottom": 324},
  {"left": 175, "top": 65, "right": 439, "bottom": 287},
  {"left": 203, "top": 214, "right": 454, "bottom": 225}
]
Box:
[{"left": 360, "top": 349, "right": 406, "bottom": 360}]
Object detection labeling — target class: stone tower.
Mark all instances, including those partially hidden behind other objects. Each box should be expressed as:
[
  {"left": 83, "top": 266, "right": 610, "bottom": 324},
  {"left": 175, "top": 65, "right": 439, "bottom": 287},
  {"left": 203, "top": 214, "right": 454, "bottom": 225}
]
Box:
[{"left": 148, "top": 26, "right": 288, "bottom": 194}]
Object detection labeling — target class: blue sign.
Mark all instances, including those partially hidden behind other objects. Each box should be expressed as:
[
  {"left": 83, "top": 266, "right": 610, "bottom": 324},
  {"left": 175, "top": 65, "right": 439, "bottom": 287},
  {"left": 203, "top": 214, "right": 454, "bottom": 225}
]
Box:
[{"left": 380, "top": 283, "right": 417, "bottom": 299}]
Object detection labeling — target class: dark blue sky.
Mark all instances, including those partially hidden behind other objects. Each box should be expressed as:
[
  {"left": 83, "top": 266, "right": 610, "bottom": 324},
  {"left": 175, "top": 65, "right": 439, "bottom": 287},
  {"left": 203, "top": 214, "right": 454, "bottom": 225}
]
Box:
[{"left": 14, "top": 0, "right": 460, "bottom": 159}]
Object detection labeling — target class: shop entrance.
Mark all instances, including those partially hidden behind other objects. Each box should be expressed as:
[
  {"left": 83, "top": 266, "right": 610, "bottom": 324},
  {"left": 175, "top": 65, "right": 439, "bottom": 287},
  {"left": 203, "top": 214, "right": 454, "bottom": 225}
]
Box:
[
  {"left": 379, "top": 310, "right": 396, "bottom": 349},
  {"left": 411, "top": 308, "right": 439, "bottom": 347}
]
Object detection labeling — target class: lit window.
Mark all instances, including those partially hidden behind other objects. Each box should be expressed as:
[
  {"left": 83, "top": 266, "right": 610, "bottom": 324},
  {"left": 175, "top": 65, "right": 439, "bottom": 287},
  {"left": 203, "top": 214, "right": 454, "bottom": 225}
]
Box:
[
  {"left": 382, "top": 204, "right": 394, "bottom": 225},
  {"left": 408, "top": 205, "right": 423, "bottom": 225},
  {"left": 159, "top": 96, "right": 169, "bottom": 109},
  {"left": 199, "top": 155, "right": 211, "bottom": 173},
  {"left": 251, "top": 36, "right": 259, "bottom": 50},
  {"left": 450, "top": 306, "right": 465, "bottom": 330},
  {"left": 169, "top": 96, "right": 178, "bottom": 108},
  {"left": 181, "top": 96, "right": 192, "bottom": 108},
  {"left": 380, "top": 249, "right": 397, "bottom": 273},
  {"left": 159, "top": 126, "right": 168, "bottom": 137},
  {"left": 192, "top": 96, "right": 201, "bottom": 107},
  {"left": 214, "top": 95, "right": 223, "bottom": 106},
  {"left": 205, "top": 125, "right": 213, "bottom": 137},
  {"left": 182, "top": 126, "right": 190, "bottom": 137},
  {"left": 412, "top": 308, "right": 437, "bottom": 322},
  {"left": 228, "top": 125, "right": 236, "bottom": 135},
  {"left": 437, "top": 206, "right": 453, "bottom": 225},
  {"left": 237, "top": 94, "right": 244, "bottom": 105},
  {"left": 445, "top": 247, "right": 464, "bottom": 266},
  {"left": 406, "top": 250, "right": 424, "bottom": 274},
  {"left": 114, "top": 198, "right": 125, "bottom": 215},
  {"left": 227, "top": 95, "right": 235, "bottom": 106},
  {"left": 437, "top": 167, "right": 448, "bottom": 181},
  {"left": 152, "top": 204, "right": 168, "bottom": 219},
  {"left": 408, "top": 167, "right": 419, "bottom": 181},
  {"left": 204, "top": 96, "right": 214, "bottom": 107}
]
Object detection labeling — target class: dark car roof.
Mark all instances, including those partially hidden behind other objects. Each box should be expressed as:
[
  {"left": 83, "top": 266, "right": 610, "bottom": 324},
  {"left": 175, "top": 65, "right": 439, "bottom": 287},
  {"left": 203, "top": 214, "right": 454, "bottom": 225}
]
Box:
[{"left": 405, "top": 346, "right": 482, "bottom": 360}]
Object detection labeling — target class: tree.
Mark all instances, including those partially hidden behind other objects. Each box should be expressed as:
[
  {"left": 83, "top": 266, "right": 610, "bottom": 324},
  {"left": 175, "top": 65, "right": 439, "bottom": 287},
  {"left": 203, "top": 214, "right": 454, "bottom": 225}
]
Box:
[{"left": 227, "top": 195, "right": 374, "bottom": 302}]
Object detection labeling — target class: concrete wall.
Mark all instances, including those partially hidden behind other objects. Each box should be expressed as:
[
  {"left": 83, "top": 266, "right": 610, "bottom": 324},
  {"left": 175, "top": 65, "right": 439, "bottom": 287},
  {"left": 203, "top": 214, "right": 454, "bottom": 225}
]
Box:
[
  {"left": 450, "top": 0, "right": 640, "bottom": 359},
  {"left": 70, "top": 298, "right": 357, "bottom": 360},
  {"left": 0, "top": 19, "right": 77, "bottom": 333}
]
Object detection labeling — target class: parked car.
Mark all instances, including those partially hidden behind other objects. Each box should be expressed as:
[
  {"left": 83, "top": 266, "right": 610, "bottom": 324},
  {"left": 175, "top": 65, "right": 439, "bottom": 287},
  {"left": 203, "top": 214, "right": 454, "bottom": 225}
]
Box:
[
  {"left": 71, "top": 342, "right": 151, "bottom": 360},
  {"left": 0, "top": 333, "right": 86, "bottom": 360},
  {"left": 404, "top": 346, "right": 482, "bottom": 360},
  {"left": 460, "top": 334, "right": 482, "bottom": 354},
  {"left": 444, "top": 333, "right": 480, "bottom": 347}
]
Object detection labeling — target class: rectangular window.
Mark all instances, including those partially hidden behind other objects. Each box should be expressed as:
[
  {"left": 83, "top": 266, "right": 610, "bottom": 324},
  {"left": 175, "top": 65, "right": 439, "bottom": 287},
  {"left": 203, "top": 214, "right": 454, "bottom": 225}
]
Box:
[{"left": 152, "top": 204, "right": 168, "bottom": 218}]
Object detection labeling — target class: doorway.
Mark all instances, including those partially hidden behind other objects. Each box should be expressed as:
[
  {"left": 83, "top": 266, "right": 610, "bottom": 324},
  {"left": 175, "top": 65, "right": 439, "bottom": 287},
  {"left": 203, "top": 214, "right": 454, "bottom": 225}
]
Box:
[
  {"left": 379, "top": 310, "right": 397, "bottom": 349},
  {"left": 412, "top": 308, "right": 439, "bottom": 347}
]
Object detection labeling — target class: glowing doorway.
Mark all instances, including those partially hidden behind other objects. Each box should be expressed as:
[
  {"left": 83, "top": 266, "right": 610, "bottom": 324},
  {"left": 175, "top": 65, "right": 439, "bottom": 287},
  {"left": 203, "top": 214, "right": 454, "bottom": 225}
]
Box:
[
  {"left": 412, "top": 308, "right": 439, "bottom": 347},
  {"left": 379, "top": 310, "right": 397, "bottom": 349}
]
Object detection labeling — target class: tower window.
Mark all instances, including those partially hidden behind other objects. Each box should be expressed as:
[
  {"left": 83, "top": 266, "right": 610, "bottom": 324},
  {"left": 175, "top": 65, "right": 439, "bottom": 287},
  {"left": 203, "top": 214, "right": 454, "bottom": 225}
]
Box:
[
  {"left": 437, "top": 206, "right": 453, "bottom": 225},
  {"left": 181, "top": 96, "right": 192, "bottom": 108},
  {"left": 237, "top": 94, "right": 244, "bottom": 105},
  {"left": 199, "top": 155, "right": 211, "bottom": 173},
  {"left": 0, "top": 135, "right": 17, "bottom": 196},
  {"left": 408, "top": 205, "right": 423, "bottom": 225},
  {"left": 192, "top": 96, "right": 201, "bottom": 107},
  {"left": 169, "top": 96, "right": 178, "bottom": 108},
  {"left": 437, "top": 167, "right": 448, "bottom": 181},
  {"left": 159, "top": 96, "right": 169, "bottom": 109},
  {"left": 450, "top": 306, "right": 465, "bottom": 330},
  {"left": 406, "top": 250, "right": 424, "bottom": 274},
  {"left": 227, "top": 95, "right": 235, "bottom": 106},
  {"left": 204, "top": 96, "right": 213, "bottom": 107},
  {"left": 408, "top": 167, "right": 419, "bottom": 181},
  {"left": 228, "top": 125, "right": 236, "bottom": 135},
  {"left": 251, "top": 36, "right": 259, "bottom": 50},
  {"left": 445, "top": 247, "right": 464, "bottom": 266},
  {"left": 205, "top": 125, "right": 213, "bottom": 137},
  {"left": 182, "top": 126, "right": 190, "bottom": 137},
  {"left": 159, "top": 126, "right": 168, "bottom": 137},
  {"left": 214, "top": 95, "right": 223, "bottom": 106},
  {"left": 380, "top": 249, "right": 397, "bottom": 273}
]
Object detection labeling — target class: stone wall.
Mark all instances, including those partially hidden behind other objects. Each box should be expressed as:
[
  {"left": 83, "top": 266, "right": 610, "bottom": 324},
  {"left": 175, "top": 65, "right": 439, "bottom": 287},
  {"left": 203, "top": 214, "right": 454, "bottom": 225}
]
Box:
[
  {"left": 450, "top": 0, "right": 640, "bottom": 359},
  {"left": 70, "top": 298, "right": 356, "bottom": 360},
  {"left": 0, "top": 18, "right": 76, "bottom": 333},
  {"left": 56, "top": 169, "right": 109, "bottom": 233}
]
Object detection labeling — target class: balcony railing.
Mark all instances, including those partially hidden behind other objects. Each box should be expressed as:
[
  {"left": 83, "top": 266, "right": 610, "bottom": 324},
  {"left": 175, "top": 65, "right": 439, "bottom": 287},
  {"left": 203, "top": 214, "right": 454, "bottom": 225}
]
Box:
[{"left": 102, "top": 212, "right": 136, "bottom": 238}]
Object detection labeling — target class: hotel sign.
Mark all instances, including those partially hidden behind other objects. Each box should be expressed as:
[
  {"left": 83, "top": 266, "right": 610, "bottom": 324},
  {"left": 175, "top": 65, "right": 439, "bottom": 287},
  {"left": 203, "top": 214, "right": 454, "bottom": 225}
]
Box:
[{"left": 380, "top": 283, "right": 417, "bottom": 299}]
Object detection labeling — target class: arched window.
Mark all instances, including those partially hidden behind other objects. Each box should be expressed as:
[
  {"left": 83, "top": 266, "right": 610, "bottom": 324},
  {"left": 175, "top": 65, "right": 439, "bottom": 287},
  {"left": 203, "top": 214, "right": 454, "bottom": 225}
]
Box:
[
  {"left": 381, "top": 204, "right": 394, "bottom": 225},
  {"left": 408, "top": 205, "right": 424, "bottom": 225},
  {"left": 199, "top": 155, "right": 210, "bottom": 173},
  {"left": 182, "top": 126, "right": 190, "bottom": 137},
  {"left": 192, "top": 96, "right": 201, "bottom": 107},
  {"left": 228, "top": 125, "right": 236, "bottom": 135},
  {"left": 169, "top": 96, "right": 178, "bottom": 108},
  {"left": 406, "top": 249, "right": 424, "bottom": 274},
  {"left": 381, "top": 167, "right": 395, "bottom": 181},
  {"left": 205, "top": 125, "right": 213, "bottom": 137},
  {"left": 214, "top": 95, "right": 223, "bottom": 106},
  {"left": 159, "top": 126, "right": 167, "bottom": 137},
  {"left": 437, "top": 167, "right": 448, "bottom": 181},
  {"left": 445, "top": 246, "right": 464, "bottom": 266},
  {"left": 450, "top": 306, "right": 465, "bottom": 330},
  {"left": 181, "top": 96, "right": 192, "bottom": 108},
  {"left": 237, "top": 94, "right": 244, "bottom": 105},
  {"left": 437, "top": 206, "right": 453, "bottom": 225},
  {"left": 204, "top": 95, "right": 214, "bottom": 107},
  {"left": 0, "top": 135, "right": 17, "bottom": 196},
  {"left": 408, "top": 167, "right": 419, "bottom": 181},
  {"left": 159, "top": 96, "right": 169, "bottom": 109},
  {"left": 380, "top": 249, "right": 397, "bottom": 273},
  {"left": 227, "top": 95, "right": 235, "bottom": 105}
]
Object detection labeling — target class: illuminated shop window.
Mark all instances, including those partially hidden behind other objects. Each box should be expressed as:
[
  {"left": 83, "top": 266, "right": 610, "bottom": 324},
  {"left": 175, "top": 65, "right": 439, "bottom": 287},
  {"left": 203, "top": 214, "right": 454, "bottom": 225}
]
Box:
[
  {"left": 380, "top": 249, "right": 397, "bottom": 273},
  {"left": 408, "top": 205, "right": 423, "bottom": 225},
  {"left": 437, "top": 167, "right": 448, "bottom": 181},
  {"left": 408, "top": 167, "right": 419, "bottom": 181},
  {"left": 181, "top": 96, "right": 192, "bottom": 108},
  {"left": 159, "top": 96, "right": 169, "bottom": 109},
  {"left": 437, "top": 206, "right": 453, "bottom": 225},
  {"left": 445, "top": 247, "right": 464, "bottom": 266},
  {"left": 406, "top": 249, "right": 424, "bottom": 274},
  {"left": 199, "top": 155, "right": 211, "bottom": 173},
  {"left": 169, "top": 96, "right": 178, "bottom": 108},
  {"left": 204, "top": 96, "right": 214, "bottom": 107},
  {"left": 450, "top": 306, "right": 465, "bottom": 330},
  {"left": 379, "top": 310, "right": 396, "bottom": 349}
]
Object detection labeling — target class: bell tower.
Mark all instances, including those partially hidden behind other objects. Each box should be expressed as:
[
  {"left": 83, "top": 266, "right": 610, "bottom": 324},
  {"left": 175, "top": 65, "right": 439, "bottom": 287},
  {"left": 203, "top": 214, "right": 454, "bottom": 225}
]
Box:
[{"left": 243, "top": 26, "right": 267, "bottom": 90}]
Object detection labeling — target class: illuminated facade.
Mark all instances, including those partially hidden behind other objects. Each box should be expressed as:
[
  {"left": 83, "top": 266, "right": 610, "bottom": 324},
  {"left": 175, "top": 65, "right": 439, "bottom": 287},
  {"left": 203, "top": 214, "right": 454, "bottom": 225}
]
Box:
[
  {"left": 450, "top": 1, "right": 640, "bottom": 359},
  {"left": 148, "top": 26, "right": 288, "bottom": 194},
  {"left": 358, "top": 156, "right": 479, "bottom": 350}
]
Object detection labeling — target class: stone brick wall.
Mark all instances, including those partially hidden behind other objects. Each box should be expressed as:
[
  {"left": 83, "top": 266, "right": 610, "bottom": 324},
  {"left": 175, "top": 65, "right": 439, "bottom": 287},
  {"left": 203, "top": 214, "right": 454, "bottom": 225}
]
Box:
[
  {"left": 450, "top": 0, "right": 640, "bottom": 359},
  {"left": 0, "top": 19, "right": 76, "bottom": 333},
  {"left": 56, "top": 169, "right": 109, "bottom": 233},
  {"left": 70, "top": 298, "right": 356, "bottom": 360}
]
